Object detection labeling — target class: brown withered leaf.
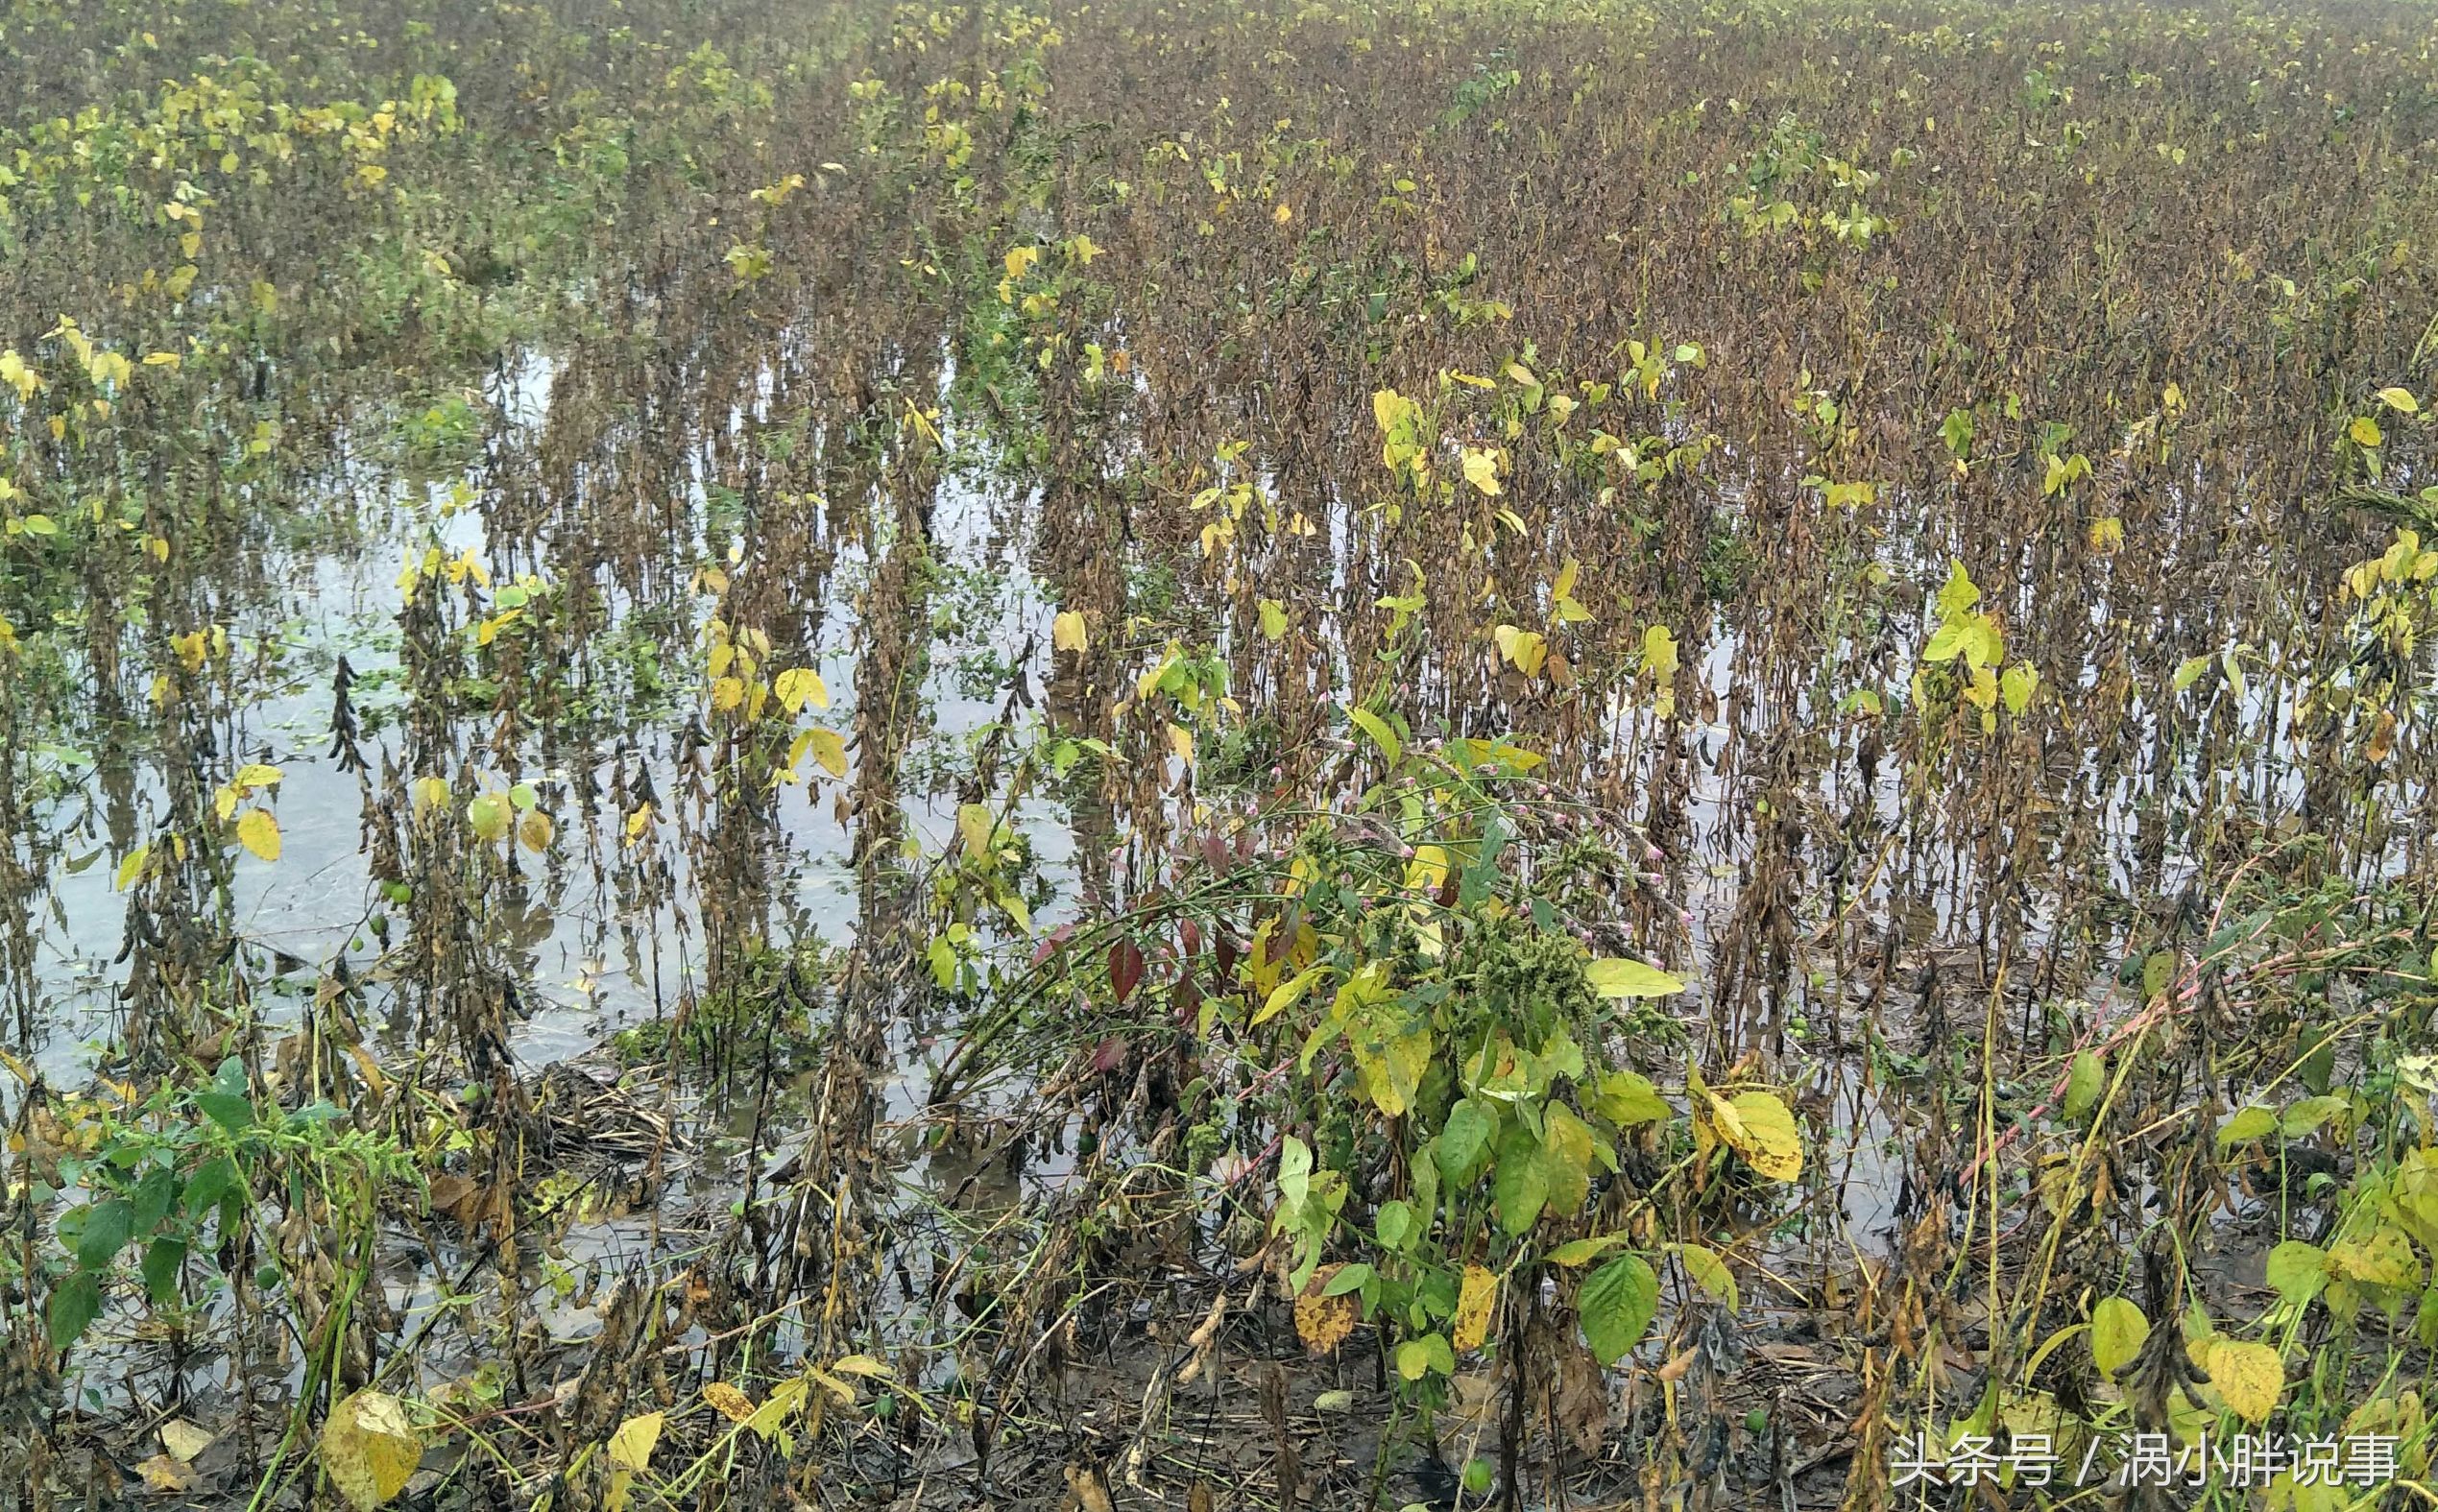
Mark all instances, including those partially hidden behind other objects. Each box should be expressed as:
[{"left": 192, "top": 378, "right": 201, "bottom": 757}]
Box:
[
  {"left": 1555, "top": 1342, "right": 1609, "bottom": 1456},
  {"left": 426, "top": 1174, "right": 479, "bottom": 1225},
  {"left": 1062, "top": 1462, "right": 1116, "bottom": 1512}
]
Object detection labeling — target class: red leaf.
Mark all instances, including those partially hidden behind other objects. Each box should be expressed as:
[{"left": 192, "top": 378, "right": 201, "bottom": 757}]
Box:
[
  {"left": 1108, "top": 940, "right": 1146, "bottom": 1005},
  {"left": 1032, "top": 923, "right": 1078, "bottom": 969},
  {"left": 1091, "top": 1035, "right": 1129, "bottom": 1074}
]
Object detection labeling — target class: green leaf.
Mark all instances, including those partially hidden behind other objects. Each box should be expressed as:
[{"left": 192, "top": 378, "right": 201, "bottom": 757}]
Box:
[
  {"left": 47, "top": 1270, "right": 101, "bottom": 1352},
  {"left": 183, "top": 1155, "right": 241, "bottom": 1219},
  {"left": 2090, "top": 1296, "right": 2148, "bottom": 1378},
  {"left": 2217, "top": 1106, "right": 2277, "bottom": 1147},
  {"left": 2265, "top": 1240, "right": 2328, "bottom": 1305},
  {"left": 76, "top": 1199, "right": 135, "bottom": 1271},
  {"left": 2141, "top": 950, "right": 2176, "bottom": 999},
  {"left": 1585, "top": 957, "right": 1685, "bottom": 998},
  {"left": 2063, "top": 1050, "right": 2104, "bottom": 1125},
  {"left": 1545, "top": 1234, "right": 1629, "bottom": 1267},
  {"left": 142, "top": 1238, "right": 186, "bottom": 1304},
  {"left": 1593, "top": 1070, "right": 1671, "bottom": 1127},
  {"left": 1322, "top": 1262, "right": 1373, "bottom": 1297},
  {"left": 131, "top": 1166, "right": 178, "bottom": 1233},
  {"left": 1394, "top": 1332, "right": 1455, "bottom": 1380},
  {"left": 1675, "top": 1244, "right": 1740, "bottom": 1311},
  {"left": 1493, "top": 1119, "right": 1549, "bottom": 1236},
  {"left": 2280, "top": 1095, "right": 2349, "bottom": 1138},
  {"left": 1347, "top": 707, "right": 1401, "bottom": 767},
  {"left": 1437, "top": 1098, "right": 1494, "bottom": 1183},
  {"left": 1375, "top": 1200, "right": 1415, "bottom": 1252},
  {"left": 1579, "top": 1254, "right": 1658, "bottom": 1364},
  {"left": 194, "top": 1091, "right": 253, "bottom": 1134},
  {"left": 2000, "top": 661, "right": 2039, "bottom": 716}
]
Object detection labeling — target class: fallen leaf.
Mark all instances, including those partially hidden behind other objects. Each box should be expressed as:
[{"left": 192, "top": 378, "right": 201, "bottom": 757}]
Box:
[
  {"left": 1064, "top": 1462, "right": 1116, "bottom": 1512},
  {"left": 321, "top": 1390, "right": 421, "bottom": 1511},
  {"left": 159, "top": 1419, "right": 212, "bottom": 1463}
]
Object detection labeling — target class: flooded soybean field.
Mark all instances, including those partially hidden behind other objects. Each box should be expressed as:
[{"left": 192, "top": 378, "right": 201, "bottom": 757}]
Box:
[{"left": 2, "top": 0, "right": 2438, "bottom": 1506}]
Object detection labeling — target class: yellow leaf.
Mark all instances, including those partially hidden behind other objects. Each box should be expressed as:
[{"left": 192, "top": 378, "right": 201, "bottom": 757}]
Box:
[
  {"left": 1585, "top": 957, "right": 1685, "bottom": 997},
  {"left": 711, "top": 676, "right": 745, "bottom": 713},
  {"left": 234, "top": 808, "right": 281, "bottom": 863},
  {"left": 2205, "top": 1338, "right": 2283, "bottom": 1424},
  {"left": 0, "top": 350, "right": 37, "bottom": 401},
  {"left": 232, "top": 762, "right": 282, "bottom": 790},
  {"left": 1253, "top": 964, "right": 1330, "bottom": 1027},
  {"left": 1492, "top": 625, "right": 1548, "bottom": 678},
  {"left": 2352, "top": 416, "right": 2384, "bottom": 448},
  {"left": 135, "top": 1455, "right": 196, "bottom": 1494},
  {"left": 519, "top": 811, "right": 554, "bottom": 853},
  {"left": 744, "top": 1378, "right": 808, "bottom": 1440},
  {"left": 1168, "top": 723, "right": 1195, "bottom": 766},
  {"left": 1051, "top": 610, "right": 1089, "bottom": 653},
  {"left": 1292, "top": 1265, "right": 1356, "bottom": 1356},
  {"left": 160, "top": 1419, "right": 212, "bottom": 1463},
  {"left": 702, "top": 1382, "right": 755, "bottom": 1423},
  {"left": 773, "top": 667, "right": 828, "bottom": 712},
  {"left": 345, "top": 1043, "right": 388, "bottom": 1100},
  {"left": 1460, "top": 446, "right": 1502, "bottom": 495},
  {"left": 321, "top": 1389, "right": 421, "bottom": 1511},
  {"left": 2378, "top": 386, "right": 2420, "bottom": 415},
  {"left": 808, "top": 728, "right": 849, "bottom": 778},
  {"left": 1453, "top": 1264, "right": 1499, "bottom": 1352},
  {"left": 1719, "top": 1092, "right": 1803, "bottom": 1182},
  {"left": 608, "top": 1411, "right": 664, "bottom": 1472}
]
